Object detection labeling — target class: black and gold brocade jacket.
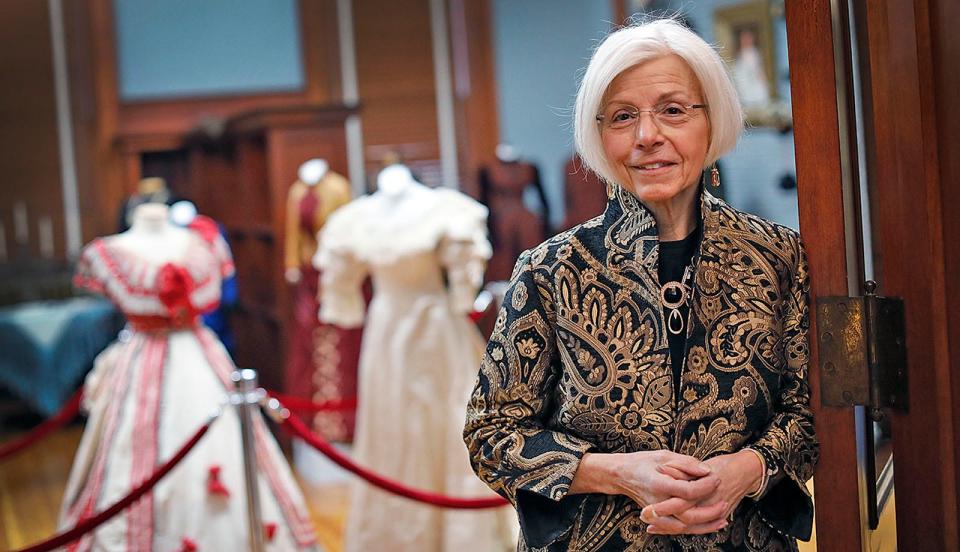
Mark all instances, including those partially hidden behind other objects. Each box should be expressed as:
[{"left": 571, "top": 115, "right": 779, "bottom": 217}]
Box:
[{"left": 464, "top": 185, "right": 819, "bottom": 551}]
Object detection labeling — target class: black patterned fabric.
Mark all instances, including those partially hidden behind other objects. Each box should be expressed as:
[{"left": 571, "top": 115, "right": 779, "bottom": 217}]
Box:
[{"left": 464, "top": 184, "right": 818, "bottom": 551}]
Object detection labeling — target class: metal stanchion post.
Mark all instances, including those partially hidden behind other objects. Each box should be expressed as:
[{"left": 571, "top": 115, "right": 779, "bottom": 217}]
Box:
[{"left": 232, "top": 369, "right": 265, "bottom": 552}]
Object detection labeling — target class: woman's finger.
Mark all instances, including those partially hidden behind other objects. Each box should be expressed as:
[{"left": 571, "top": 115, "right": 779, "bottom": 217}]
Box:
[
  {"left": 641, "top": 497, "right": 694, "bottom": 518},
  {"left": 644, "top": 497, "right": 727, "bottom": 525},
  {"left": 647, "top": 516, "right": 728, "bottom": 536},
  {"left": 660, "top": 454, "right": 712, "bottom": 478},
  {"left": 656, "top": 464, "right": 696, "bottom": 481},
  {"left": 661, "top": 473, "right": 720, "bottom": 502},
  {"left": 674, "top": 500, "right": 728, "bottom": 525}
]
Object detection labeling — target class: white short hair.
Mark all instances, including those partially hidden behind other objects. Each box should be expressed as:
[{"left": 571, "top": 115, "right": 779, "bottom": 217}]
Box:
[{"left": 574, "top": 19, "right": 743, "bottom": 186}]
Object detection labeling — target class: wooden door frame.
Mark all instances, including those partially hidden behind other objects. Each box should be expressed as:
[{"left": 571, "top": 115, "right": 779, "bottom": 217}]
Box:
[
  {"left": 787, "top": 1, "right": 960, "bottom": 550},
  {"left": 785, "top": 3, "right": 863, "bottom": 550}
]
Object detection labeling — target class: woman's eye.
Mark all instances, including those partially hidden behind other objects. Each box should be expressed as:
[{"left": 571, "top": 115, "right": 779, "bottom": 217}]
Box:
[
  {"left": 661, "top": 106, "right": 685, "bottom": 116},
  {"left": 612, "top": 111, "right": 635, "bottom": 122}
]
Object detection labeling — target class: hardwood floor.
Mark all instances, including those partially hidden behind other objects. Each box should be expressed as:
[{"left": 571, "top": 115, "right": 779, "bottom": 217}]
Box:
[
  {"left": 0, "top": 427, "right": 80, "bottom": 550},
  {"left": 0, "top": 424, "right": 820, "bottom": 551},
  {"left": 0, "top": 426, "right": 348, "bottom": 551}
]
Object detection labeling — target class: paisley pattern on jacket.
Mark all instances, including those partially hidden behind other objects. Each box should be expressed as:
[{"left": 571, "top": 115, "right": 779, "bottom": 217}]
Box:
[{"left": 464, "top": 184, "right": 818, "bottom": 551}]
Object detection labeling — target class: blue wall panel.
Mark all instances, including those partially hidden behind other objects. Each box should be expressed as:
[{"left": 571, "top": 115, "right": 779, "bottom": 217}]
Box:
[
  {"left": 114, "top": 0, "right": 304, "bottom": 100},
  {"left": 491, "top": 0, "right": 613, "bottom": 226}
]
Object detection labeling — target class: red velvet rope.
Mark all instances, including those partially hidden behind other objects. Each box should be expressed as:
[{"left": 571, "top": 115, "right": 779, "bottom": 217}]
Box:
[
  {"left": 281, "top": 412, "right": 509, "bottom": 510},
  {"left": 0, "top": 389, "right": 84, "bottom": 462},
  {"left": 265, "top": 390, "right": 357, "bottom": 413},
  {"left": 13, "top": 415, "right": 216, "bottom": 552}
]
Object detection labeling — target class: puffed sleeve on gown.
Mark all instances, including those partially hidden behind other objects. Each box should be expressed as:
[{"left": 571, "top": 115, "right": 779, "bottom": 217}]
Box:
[
  {"left": 315, "top": 225, "right": 369, "bottom": 328},
  {"left": 72, "top": 240, "right": 119, "bottom": 412},
  {"left": 463, "top": 251, "right": 595, "bottom": 549},
  {"left": 438, "top": 194, "right": 492, "bottom": 315}
]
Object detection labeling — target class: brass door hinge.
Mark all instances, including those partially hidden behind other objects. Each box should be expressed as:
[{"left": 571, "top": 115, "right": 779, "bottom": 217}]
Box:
[{"left": 817, "top": 281, "right": 908, "bottom": 420}]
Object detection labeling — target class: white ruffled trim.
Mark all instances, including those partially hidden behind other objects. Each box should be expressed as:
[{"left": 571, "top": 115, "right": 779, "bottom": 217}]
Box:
[{"left": 75, "top": 234, "right": 228, "bottom": 317}]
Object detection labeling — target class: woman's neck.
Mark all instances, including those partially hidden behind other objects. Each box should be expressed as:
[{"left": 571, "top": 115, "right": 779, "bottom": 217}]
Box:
[{"left": 645, "top": 186, "right": 699, "bottom": 241}]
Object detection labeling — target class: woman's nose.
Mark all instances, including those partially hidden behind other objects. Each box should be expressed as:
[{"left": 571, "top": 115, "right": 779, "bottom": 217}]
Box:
[{"left": 634, "top": 112, "right": 663, "bottom": 148}]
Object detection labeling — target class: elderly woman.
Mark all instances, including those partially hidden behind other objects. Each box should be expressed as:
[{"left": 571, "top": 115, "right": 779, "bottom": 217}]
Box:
[{"left": 464, "top": 19, "right": 818, "bottom": 551}]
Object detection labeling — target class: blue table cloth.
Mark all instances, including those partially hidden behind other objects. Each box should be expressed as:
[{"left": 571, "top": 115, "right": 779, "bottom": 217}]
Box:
[{"left": 0, "top": 297, "right": 124, "bottom": 416}]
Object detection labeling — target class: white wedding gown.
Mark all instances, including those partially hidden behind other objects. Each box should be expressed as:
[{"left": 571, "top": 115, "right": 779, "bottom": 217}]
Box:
[{"left": 316, "top": 185, "right": 516, "bottom": 552}]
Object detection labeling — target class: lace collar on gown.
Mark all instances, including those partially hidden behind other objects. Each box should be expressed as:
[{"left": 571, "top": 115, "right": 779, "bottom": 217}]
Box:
[{"left": 319, "top": 186, "right": 490, "bottom": 265}]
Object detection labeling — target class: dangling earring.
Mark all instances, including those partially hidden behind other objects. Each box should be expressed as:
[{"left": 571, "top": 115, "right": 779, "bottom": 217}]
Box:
[{"left": 710, "top": 164, "right": 720, "bottom": 187}]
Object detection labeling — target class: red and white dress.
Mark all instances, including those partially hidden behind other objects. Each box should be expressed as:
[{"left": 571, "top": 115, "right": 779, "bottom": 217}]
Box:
[{"left": 59, "top": 219, "right": 320, "bottom": 552}]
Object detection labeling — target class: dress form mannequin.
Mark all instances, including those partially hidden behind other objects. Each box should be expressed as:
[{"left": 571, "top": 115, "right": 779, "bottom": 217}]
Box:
[
  {"left": 315, "top": 172, "right": 514, "bottom": 552},
  {"left": 116, "top": 177, "right": 179, "bottom": 232},
  {"left": 286, "top": 159, "right": 331, "bottom": 283},
  {"left": 372, "top": 164, "right": 433, "bottom": 221},
  {"left": 283, "top": 158, "right": 359, "bottom": 443},
  {"left": 559, "top": 154, "right": 610, "bottom": 231},
  {"left": 112, "top": 203, "right": 190, "bottom": 263},
  {"left": 64, "top": 208, "right": 321, "bottom": 550},
  {"left": 478, "top": 144, "right": 551, "bottom": 281}
]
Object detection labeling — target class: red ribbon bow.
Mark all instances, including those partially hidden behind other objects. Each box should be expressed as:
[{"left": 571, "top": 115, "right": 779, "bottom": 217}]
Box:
[{"left": 157, "top": 263, "right": 197, "bottom": 321}]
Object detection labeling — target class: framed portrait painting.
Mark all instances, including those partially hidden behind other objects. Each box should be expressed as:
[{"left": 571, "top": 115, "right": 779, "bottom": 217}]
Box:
[{"left": 713, "top": 1, "right": 791, "bottom": 128}]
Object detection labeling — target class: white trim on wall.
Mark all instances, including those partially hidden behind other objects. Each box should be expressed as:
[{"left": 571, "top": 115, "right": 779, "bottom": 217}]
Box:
[
  {"left": 429, "top": 0, "right": 459, "bottom": 189},
  {"left": 336, "top": 0, "right": 366, "bottom": 195},
  {"left": 49, "top": 0, "right": 82, "bottom": 258}
]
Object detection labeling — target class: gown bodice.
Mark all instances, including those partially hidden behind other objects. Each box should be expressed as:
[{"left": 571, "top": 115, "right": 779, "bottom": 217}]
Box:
[
  {"left": 315, "top": 186, "right": 492, "bottom": 327},
  {"left": 74, "top": 217, "right": 234, "bottom": 330}
]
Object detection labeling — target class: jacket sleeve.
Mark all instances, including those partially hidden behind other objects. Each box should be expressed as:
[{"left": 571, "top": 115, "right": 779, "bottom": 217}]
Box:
[
  {"left": 748, "top": 239, "right": 820, "bottom": 541},
  {"left": 463, "top": 251, "right": 595, "bottom": 548}
]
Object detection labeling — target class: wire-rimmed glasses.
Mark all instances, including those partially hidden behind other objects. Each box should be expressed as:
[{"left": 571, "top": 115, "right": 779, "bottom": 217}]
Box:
[{"left": 596, "top": 102, "right": 707, "bottom": 131}]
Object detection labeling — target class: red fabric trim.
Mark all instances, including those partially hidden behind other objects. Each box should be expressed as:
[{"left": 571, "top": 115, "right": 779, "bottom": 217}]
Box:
[
  {"left": 65, "top": 338, "right": 142, "bottom": 552},
  {"left": 193, "top": 328, "right": 233, "bottom": 389},
  {"left": 127, "top": 337, "right": 166, "bottom": 551},
  {"left": 127, "top": 315, "right": 201, "bottom": 333},
  {"left": 254, "top": 418, "right": 317, "bottom": 545},
  {"left": 87, "top": 239, "right": 218, "bottom": 312},
  {"left": 192, "top": 328, "right": 317, "bottom": 547}
]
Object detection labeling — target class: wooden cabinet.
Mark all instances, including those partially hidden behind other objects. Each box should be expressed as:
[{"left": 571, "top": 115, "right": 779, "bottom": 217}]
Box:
[
  {"left": 118, "top": 105, "right": 353, "bottom": 390},
  {"left": 188, "top": 105, "right": 353, "bottom": 390}
]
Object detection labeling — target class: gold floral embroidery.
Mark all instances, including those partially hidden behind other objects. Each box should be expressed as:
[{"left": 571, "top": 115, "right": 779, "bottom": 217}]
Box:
[
  {"left": 512, "top": 281, "right": 528, "bottom": 311},
  {"left": 517, "top": 338, "right": 541, "bottom": 359}
]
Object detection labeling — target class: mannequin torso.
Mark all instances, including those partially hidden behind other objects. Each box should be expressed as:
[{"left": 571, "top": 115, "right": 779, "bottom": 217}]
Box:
[
  {"left": 370, "top": 164, "right": 434, "bottom": 224},
  {"left": 111, "top": 203, "right": 191, "bottom": 264}
]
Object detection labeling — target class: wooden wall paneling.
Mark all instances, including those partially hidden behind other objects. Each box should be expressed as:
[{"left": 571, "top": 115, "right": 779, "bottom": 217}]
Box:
[
  {"left": 0, "top": 0, "right": 65, "bottom": 261},
  {"left": 354, "top": 0, "right": 439, "bottom": 180},
  {"left": 62, "top": 0, "right": 98, "bottom": 251},
  {"left": 784, "top": 2, "right": 863, "bottom": 550},
  {"left": 75, "top": 0, "right": 123, "bottom": 241},
  {"left": 612, "top": 0, "right": 627, "bottom": 28},
  {"left": 859, "top": 0, "right": 957, "bottom": 548},
  {"left": 299, "top": 0, "right": 343, "bottom": 104},
  {"left": 230, "top": 135, "right": 282, "bottom": 386}
]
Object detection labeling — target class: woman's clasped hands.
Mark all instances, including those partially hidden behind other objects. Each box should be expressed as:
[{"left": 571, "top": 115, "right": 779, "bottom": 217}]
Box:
[{"left": 574, "top": 449, "right": 764, "bottom": 536}]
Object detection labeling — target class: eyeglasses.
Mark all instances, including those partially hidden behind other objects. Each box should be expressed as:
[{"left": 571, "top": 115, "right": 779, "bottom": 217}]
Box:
[{"left": 595, "top": 102, "right": 707, "bottom": 131}]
